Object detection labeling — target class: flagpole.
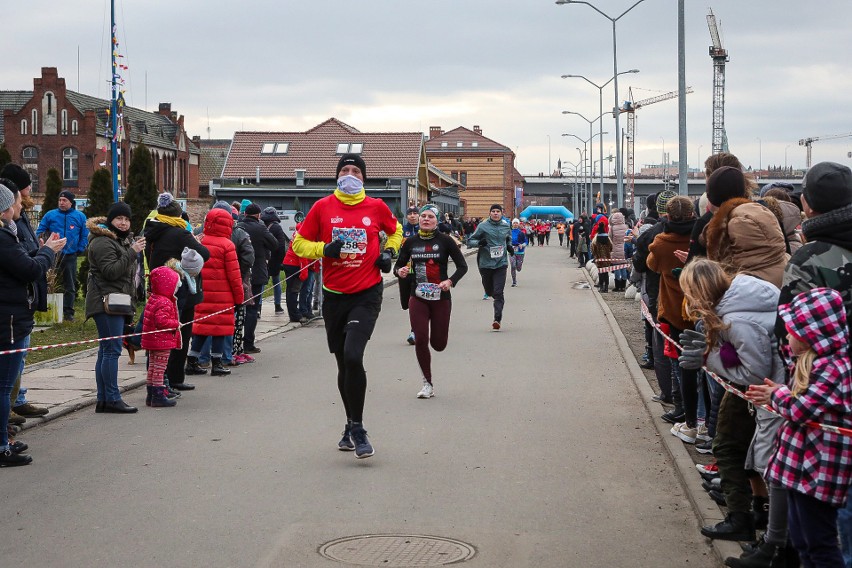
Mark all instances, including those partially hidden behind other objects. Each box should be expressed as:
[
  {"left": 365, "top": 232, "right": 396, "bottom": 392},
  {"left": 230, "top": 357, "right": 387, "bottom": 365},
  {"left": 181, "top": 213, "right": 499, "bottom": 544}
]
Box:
[{"left": 110, "top": 0, "right": 119, "bottom": 201}]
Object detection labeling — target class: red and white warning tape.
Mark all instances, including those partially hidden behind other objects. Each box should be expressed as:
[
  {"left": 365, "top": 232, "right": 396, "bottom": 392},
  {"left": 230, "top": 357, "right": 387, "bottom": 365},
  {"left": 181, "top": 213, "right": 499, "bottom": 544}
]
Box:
[
  {"left": 639, "top": 299, "right": 852, "bottom": 438},
  {"left": 592, "top": 259, "right": 632, "bottom": 273},
  {"left": 0, "top": 259, "right": 321, "bottom": 356}
]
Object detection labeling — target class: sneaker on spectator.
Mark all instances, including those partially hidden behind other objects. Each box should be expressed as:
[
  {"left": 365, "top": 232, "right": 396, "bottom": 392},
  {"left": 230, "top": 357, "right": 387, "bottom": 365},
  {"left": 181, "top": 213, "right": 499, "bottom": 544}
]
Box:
[
  {"left": 240, "top": 354, "right": 255, "bottom": 363},
  {"left": 696, "top": 461, "right": 718, "bottom": 476},
  {"left": 14, "top": 403, "right": 49, "bottom": 417},
  {"left": 696, "top": 424, "right": 711, "bottom": 442},
  {"left": 7, "top": 412, "right": 25, "bottom": 426},
  {"left": 672, "top": 423, "right": 697, "bottom": 444},
  {"left": 696, "top": 439, "right": 714, "bottom": 454}
]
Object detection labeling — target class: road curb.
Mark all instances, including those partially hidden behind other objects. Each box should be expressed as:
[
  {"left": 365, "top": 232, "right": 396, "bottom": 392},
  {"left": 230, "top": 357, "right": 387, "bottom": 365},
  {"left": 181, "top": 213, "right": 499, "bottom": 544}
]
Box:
[{"left": 582, "top": 268, "right": 741, "bottom": 567}]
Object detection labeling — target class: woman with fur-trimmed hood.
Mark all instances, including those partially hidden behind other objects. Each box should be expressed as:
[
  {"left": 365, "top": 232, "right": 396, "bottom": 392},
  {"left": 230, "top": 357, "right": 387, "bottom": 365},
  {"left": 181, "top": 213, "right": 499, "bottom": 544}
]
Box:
[{"left": 702, "top": 166, "right": 788, "bottom": 288}]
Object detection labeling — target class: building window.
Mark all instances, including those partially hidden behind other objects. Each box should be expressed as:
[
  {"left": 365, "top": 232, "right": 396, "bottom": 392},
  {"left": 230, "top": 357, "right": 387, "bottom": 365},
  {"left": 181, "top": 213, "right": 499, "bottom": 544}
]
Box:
[
  {"left": 336, "top": 142, "right": 363, "bottom": 154},
  {"left": 261, "top": 143, "right": 275, "bottom": 154},
  {"left": 31, "top": 109, "right": 38, "bottom": 135},
  {"left": 22, "top": 147, "right": 38, "bottom": 161},
  {"left": 451, "top": 171, "right": 458, "bottom": 180},
  {"left": 62, "top": 148, "right": 79, "bottom": 183},
  {"left": 71, "top": 120, "right": 79, "bottom": 135},
  {"left": 456, "top": 141, "right": 463, "bottom": 147},
  {"left": 295, "top": 169, "right": 306, "bottom": 187},
  {"left": 273, "top": 142, "right": 289, "bottom": 154},
  {"left": 21, "top": 119, "right": 27, "bottom": 135},
  {"left": 471, "top": 142, "right": 479, "bottom": 148},
  {"left": 460, "top": 172, "right": 467, "bottom": 186},
  {"left": 456, "top": 158, "right": 462, "bottom": 163},
  {"left": 61, "top": 109, "right": 68, "bottom": 135},
  {"left": 487, "top": 158, "right": 494, "bottom": 162},
  {"left": 440, "top": 142, "right": 448, "bottom": 147}
]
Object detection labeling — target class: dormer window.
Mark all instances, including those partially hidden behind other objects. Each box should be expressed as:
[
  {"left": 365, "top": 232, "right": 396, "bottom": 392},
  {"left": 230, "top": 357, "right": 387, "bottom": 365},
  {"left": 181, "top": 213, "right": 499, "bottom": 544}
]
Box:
[
  {"left": 261, "top": 143, "right": 275, "bottom": 154},
  {"left": 440, "top": 142, "right": 448, "bottom": 147},
  {"left": 273, "top": 142, "right": 289, "bottom": 154},
  {"left": 471, "top": 142, "right": 479, "bottom": 148},
  {"left": 456, "top": 141, "right": 463, "bottom": 147},
  {"left": 336, "top": 142, "right": 363, "bottom": 154}
]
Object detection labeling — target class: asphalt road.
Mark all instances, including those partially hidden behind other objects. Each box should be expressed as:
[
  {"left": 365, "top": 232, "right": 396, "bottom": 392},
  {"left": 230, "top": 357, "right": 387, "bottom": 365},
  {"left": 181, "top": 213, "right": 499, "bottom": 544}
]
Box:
[{"left": 0, "top": 245, "right": 718, "bottom": 567}]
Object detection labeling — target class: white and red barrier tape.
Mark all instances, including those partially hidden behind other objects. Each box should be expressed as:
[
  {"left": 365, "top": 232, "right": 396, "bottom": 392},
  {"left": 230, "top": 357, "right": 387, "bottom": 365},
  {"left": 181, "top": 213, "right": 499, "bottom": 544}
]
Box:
[
  {"left": 638, "top": 299, "right": 852, "bottom": 438},
  {"left": 0, "top": 259, "right": 322, "bottom": 356},
  {"left": 592, "top": 259, "right": 632, "bottom": 273}
]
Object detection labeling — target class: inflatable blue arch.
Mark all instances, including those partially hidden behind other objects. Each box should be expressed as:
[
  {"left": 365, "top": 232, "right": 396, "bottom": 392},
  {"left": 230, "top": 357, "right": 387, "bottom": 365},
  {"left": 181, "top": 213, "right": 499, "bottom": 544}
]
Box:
[{"left": 517, "top": 205, "right": 573, "bottom": 220}]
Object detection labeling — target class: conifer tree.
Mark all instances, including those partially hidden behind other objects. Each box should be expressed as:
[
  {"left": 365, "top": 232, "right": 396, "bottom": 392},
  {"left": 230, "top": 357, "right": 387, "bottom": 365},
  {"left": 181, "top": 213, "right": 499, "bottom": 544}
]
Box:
[
  {"left": 42, "top": 168, "right": 62, "bottom": 213},
  {"left": 124, "top": 143, "right": 158, "bottom": 233},
  {"left": 84, "top": 168, "right": 115, "bottom": 218},
  {"left": 0, "top": 144, "right": 11, "bottom": 170}
]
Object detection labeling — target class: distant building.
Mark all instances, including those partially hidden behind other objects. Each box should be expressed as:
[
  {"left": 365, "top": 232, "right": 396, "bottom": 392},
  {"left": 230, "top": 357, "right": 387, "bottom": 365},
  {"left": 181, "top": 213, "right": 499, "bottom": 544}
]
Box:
[
  {"left": 194, "top": 138, "right": 232, "bottom": 198},
  {"left": 425, "top": 125, "right": 517, "bottom": 218},
  {"left": 215, "top": 118, "right": 431, "bottom": 216},
  {"left": 0, "top": 67, "right": 200, "bottom": 199}
]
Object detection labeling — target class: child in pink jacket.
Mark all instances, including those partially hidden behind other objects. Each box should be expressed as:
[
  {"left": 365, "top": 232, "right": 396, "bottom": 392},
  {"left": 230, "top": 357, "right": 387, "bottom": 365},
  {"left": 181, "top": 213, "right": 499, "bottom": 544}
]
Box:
[{"left": 142, "top": 266, "right": 182, "bottom": 407}]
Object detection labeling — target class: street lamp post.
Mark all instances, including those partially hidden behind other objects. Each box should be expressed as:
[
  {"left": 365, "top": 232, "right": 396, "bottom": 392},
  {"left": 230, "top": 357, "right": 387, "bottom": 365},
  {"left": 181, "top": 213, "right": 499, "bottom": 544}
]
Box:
[
  {"left": 757, "top": 137, "right": 762, "bottom": 172},
  {"left": 785, "top": 145, "right": 791, "bottom": 172},
  {"left": 561, "top": 69, "right": 639, "bottom": 203},
  {"left": 556, "top": 0, "right": 647, "bottom": 208},
  {"left": 563, "top": 131, "right": 608, "bottom": 213},
  {"left": 697, "top": 144, "right": 703, "bottom": 178}
]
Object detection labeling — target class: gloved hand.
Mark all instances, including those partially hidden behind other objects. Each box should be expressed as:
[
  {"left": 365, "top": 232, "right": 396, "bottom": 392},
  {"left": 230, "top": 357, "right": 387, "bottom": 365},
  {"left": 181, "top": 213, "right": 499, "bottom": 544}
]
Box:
[
  {"left": 375, "top": 248, "right": 393, "bottom": 273},
  {"left": 507, "top": 244, "right": 515, "bottom": 256},
  {"left": 719, "top": 341, "right": 742, "bottom": 369},
  {"left": 678, "top": 346, "right": 705, "bottom": 370},
  {"left": 679, "top": 329, "right": 706, "bottom": 349},
  {"left": 323, "top": 239, "right": 344, "bottom": 258},
  {"left": 478, "top": 239, "right": 489, "bottom": 248}
]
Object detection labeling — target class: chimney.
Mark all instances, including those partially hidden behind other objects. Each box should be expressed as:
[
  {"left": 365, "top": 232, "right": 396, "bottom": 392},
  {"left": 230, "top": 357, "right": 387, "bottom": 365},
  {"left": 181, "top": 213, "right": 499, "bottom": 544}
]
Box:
[
  {"left": 473, "top": 125, "right": 482, "bottom": 135},
  {"left": 158, "top": 102, "right": 172, "bottom": 117},
  {"left": 429, "top": 126, "right": 443, "bottom": 139}
]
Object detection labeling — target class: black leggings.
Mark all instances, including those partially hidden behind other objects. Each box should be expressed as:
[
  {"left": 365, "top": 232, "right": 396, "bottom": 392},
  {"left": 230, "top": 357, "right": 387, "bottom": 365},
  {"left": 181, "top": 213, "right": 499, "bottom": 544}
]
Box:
[
  {"left": 408, "top": 297, "right": 452, "bottom": 382},
  {"left": 323, "top": 284, "right": 383, "bottom": 423}
]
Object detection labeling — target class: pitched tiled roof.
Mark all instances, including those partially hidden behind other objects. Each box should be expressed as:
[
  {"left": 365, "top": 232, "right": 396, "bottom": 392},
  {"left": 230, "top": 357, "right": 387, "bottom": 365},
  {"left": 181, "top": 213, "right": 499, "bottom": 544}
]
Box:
[
  {"left": 198, "top": 139, "right": 231, "bottom": 184},
  {"left": 0, "top": 91, "right": 33, "bottom": 142},
  {"left": 425, "top": 126, "right": 512, "bottom": 153},
  {"left": 221, "top": 118, "right": 424, "bottom": 180}
]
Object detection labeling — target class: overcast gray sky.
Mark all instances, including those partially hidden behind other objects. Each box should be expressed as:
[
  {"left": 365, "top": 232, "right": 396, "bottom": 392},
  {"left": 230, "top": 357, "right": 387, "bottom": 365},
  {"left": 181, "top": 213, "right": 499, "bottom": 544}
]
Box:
[{"left": 4, "top": 1, "right": 851, "bottom": 176}]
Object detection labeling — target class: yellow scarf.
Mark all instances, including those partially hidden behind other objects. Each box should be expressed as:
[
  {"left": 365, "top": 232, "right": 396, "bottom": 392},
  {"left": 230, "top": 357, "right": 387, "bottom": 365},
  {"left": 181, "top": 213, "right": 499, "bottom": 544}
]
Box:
[
  {"left": 155, "top": 213, "right": 188, "bottom": 229},
  {"left": 334, "top": 188, "right": 366, "bottom": 205}
]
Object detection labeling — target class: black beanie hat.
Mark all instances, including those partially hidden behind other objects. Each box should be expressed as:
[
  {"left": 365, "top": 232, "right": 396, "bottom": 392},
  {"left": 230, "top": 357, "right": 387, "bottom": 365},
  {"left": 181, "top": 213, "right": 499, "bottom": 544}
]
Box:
[
  {"left": 0, "top": 177, "right": 19, "bottom": 194},
  {"left": 59, "top": 190, "right": 76, "bottom": 205},
  {"left": 245, "top": 203, "right": 262, "bottom": 216},
  {"left": 0, "top": 164, "right": 31, "bottom": 191},
  {"left": 706, "top": 166, "right": 747, "bottom": 207},
  {"left": 490, "top": 203, "right": 503, "bottom": 212},
  {"left": 802, "top": 161, "right": 852, "bottom": 213},
  {"left": 336, "top": 153, "right": 367, "bottom": 181},
  {"left": 106, "top": 201, "right": 132, "bottom": 225}
]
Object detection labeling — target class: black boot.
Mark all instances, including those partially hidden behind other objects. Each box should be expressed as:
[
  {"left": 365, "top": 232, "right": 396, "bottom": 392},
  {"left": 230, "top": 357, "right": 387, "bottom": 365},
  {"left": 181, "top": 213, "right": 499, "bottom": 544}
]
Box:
[
  {"left": 752, "top": 496, "right": 769, "bottom": 531},
  {"left": 146, "top": 385, "right": 153, "bottom": 407},
  {"left": 701, "top": 512, "right": 755, "bottom": 542},
  {"left": 724, "top": 539, "right": 778, "bottom": 567},
  {"left": 185, "top": 355, "right": 208, "bottom": 376},
  {"left": 101, "top": 400, "right": 138, "bottom": 414},
  {"left": 211, "top": 358, "right": 231, "bottom": 376}
]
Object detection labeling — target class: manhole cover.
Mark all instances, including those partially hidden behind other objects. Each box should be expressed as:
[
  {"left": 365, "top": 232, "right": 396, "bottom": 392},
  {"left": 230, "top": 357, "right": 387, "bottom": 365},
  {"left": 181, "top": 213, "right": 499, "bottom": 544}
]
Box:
[{"left": 319, "top": 534, "right": 476, "bottom": 566}]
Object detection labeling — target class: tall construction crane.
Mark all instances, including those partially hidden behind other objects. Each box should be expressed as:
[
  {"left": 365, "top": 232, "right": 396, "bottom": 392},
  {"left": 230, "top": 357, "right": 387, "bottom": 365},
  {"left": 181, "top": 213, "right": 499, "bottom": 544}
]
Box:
[
  {"left": 799, "top": 133, "right": 852, "bottom": 168},
  {"left": 620, "top": 86, "right": 693, "bottom": 208},
  {"left": 707, "top": 8, "right": 729, "bottom": 155}
]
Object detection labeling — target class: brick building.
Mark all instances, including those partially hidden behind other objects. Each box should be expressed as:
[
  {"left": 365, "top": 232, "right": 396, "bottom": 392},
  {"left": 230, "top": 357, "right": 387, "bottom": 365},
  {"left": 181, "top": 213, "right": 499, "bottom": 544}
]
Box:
[
  {"left": 0, "top": 67, "right": 200, "bottom": 201},
  {"left": 424, "top": 125, "right": 517, "bottom": 218}
]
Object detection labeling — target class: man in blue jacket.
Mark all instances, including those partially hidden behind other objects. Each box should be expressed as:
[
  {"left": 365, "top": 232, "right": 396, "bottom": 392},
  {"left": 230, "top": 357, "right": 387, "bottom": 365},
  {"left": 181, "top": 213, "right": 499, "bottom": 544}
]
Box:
[{"left": 36, "top": 190, "right": 88, "bottom": 321}]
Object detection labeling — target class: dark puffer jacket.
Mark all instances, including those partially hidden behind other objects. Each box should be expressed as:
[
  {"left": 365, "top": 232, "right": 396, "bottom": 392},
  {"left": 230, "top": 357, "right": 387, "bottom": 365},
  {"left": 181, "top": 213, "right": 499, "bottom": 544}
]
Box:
[
  {"left": 261, "top": 208, "right": 289, "bottom": 277},
  {"left": 237, "top": 215, "right": 278, "bottom": 285},
  {"left": 85, "top": 218, "right": 139, "bottom": 319},
  {"left": 0, "top": 222, "right": 55, "bottom": 344},
  {"left": 192, "top": 208, "right": 244, "bottom": 336}
]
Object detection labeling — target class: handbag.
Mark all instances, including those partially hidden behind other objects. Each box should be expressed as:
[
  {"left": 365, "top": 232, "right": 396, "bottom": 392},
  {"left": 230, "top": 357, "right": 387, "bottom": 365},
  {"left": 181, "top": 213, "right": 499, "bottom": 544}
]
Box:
[{"left": 91, "top": 275, "right": 134, "bottom": 316}]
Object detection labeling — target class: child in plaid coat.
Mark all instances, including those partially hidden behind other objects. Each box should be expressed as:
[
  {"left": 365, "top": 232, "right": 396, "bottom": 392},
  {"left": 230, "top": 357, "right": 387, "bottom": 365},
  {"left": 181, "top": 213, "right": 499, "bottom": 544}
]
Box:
[{"left": 747, "top": 287, "right": 852, "bottom": 567}]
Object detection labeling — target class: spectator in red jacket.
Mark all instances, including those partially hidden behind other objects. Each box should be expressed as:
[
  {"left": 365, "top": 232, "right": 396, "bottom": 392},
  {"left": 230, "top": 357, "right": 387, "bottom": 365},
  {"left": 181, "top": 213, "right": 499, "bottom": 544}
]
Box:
[
  {"left": 141, "top": 266, "right": 182, "bottom": 408},
  {"left": 185, "top": 207, "right": 244, "bottom": 377}
]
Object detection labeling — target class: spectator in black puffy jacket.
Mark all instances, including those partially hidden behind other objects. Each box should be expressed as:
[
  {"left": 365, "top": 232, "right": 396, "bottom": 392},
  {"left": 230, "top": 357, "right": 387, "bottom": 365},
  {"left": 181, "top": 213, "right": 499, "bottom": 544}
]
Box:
[
  {"left": 260, "top": 207, "right": 289, "bottom": 315},
  {"left": 236, "top": 203, "right": 277, "bottom": 353}
]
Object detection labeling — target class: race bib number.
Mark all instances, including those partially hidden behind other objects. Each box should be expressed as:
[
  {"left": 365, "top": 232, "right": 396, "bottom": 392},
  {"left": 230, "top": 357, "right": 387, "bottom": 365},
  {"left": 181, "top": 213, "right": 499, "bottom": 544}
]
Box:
[
  {"left": 415, "top": 282, "right": 442, "bottom": 301},
  {"left": 332, "top": 227, "right": 368, "bottom": 257},
  {"left": 489, "top": 245, "right": 504, "bottom": 259}
]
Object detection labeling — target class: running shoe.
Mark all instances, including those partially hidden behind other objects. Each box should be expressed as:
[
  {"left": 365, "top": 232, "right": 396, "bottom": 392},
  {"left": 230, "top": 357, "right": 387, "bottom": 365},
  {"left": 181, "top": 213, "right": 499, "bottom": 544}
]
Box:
[
  {"left": 696, "top": 440, "right": 714, "bottom": 455},
  {"left": 492, "top": 321, "right": 501, "bottom": 330},
  {"left": 696, "top": 461, "right": 718, "bottom": 475},
  {"left": 482, "top": 294, "right": 489, "bottom": 300},
  {"left": 696, "top": 423, "right": 711, "bottom": 442},
  {"left": 417, "top": 381, "right": 434, "bottom": 399},
  {"left": 672, "top": 423, "right": 697, "bottom": 444},
  {"left": 338, "top": 423, "right": 355, "bottom": 451},
  {"left": 407, "top": 331, "right": 415, "bottom": 345},
  {"left": 350, "top": 424, "right": 374, "bottom": 459}
]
